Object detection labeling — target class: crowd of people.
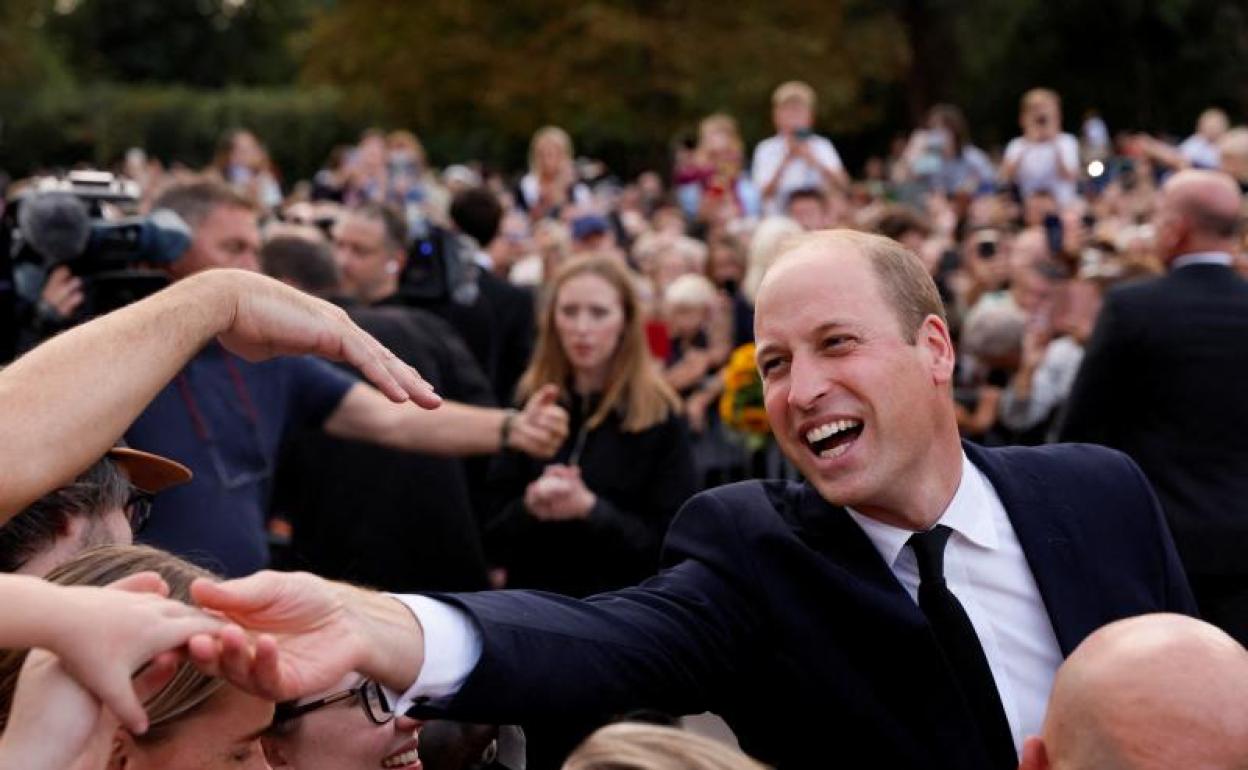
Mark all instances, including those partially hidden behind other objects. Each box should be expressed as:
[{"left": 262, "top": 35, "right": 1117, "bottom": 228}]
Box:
[{"left": 1, "top": 79, "right": 1247, "bottom": 770}]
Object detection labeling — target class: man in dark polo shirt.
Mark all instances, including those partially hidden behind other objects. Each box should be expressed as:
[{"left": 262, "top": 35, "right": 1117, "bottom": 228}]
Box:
[{"left": 126, "top": 180, "right": 568, "bottom": 576}]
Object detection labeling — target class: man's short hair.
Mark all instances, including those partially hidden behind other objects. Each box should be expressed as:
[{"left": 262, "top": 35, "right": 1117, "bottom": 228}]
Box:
[
  {"left": 1021, "top": 88, "right": 1061, "bottom": 113},
  {"left": 873, "top": 206, "right": 932, "bottom": 243},
  {"left": 151, "top": 179, "right": 257, "bottom": 231},
  {"left": 772, "top": 80, "right": 816, "bottom": 109},
  {"left": 345, "top": 202, "right": 408, "bottom": 254},
  {"left": 0, "top": 458, "right": 130, "bottom": 573},
  {"left": 450, "top": 187, "right": 504, "bottom": 247},
  {"left": 260, "top": 236, "right": 340, "bottom": 296},
  {"left": 779, "top": 230, "right": 947, "bottom": 344}
]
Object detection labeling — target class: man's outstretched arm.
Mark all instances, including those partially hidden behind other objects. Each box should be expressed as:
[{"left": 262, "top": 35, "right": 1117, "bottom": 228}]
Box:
[{"left": 0, "top": 268, "right": 440, "bottom": 518}]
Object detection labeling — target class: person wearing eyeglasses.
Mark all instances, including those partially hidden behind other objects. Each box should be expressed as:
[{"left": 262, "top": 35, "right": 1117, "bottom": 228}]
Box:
[
  {"left": 0, "top": 446, "right": 191, "bottom": 577},
  {"left": 261, "top": 675, "right": 425, "bottom": 770}
]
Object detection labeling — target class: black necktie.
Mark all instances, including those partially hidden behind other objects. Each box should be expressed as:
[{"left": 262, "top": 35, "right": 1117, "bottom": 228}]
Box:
[{"left": 908, "top": 525, "right": 1017, "bottom": 769}]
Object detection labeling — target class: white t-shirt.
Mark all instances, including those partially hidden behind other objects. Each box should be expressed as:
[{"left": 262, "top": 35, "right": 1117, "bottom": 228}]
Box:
[
  {"left": 1003, "top": 133, "right": 1080, "bottom": 205},
  {"left": 751, "top": 133, "right": 844, "bottom": 214},
  {"left": 1179, "top": 134, "right": 1221, "bottom": 169}
]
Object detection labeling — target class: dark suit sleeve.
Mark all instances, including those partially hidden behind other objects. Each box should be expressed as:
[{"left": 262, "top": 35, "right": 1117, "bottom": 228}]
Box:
[
  {"left": 1058, "top": 293, "right": 1134, "bottom": 445},
  {"left": 1116, "top": 449, "right": 1199, "bottom": 614},
  {"left": 422, "top": 490, "right": 766, "bottom": 725}
]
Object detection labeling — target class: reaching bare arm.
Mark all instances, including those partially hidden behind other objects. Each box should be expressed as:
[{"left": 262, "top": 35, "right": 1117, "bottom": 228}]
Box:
[
  {"left": 0, "top": 572, "right": 223, "bottom": 734},
  {"left": 0, "top": 269, "right": 439, "bottom": 519},
  {"left": 324, "top": 382, "right": 568, "bottom": 459}
]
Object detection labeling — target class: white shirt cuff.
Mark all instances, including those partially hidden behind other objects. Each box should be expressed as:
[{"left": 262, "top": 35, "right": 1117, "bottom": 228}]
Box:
[{"left": 382, "top": 594, "right": 483, "bottom": 713}]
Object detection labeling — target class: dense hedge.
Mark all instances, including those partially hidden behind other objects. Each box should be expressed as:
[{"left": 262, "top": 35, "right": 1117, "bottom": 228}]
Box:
[{"left": 0, "top": 85, "right": 369, "bottom": 183}]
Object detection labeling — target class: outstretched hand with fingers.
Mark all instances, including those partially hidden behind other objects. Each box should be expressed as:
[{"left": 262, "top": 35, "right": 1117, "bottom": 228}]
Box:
[
  {"left": 32, "top": 573, "right": 222, "bottom": 735},
  {"left": 187, "top": 571, "right": 426, "bottom": 703},
  {"left": 201, "top": 269, "right": 441, "bottom": 408}
]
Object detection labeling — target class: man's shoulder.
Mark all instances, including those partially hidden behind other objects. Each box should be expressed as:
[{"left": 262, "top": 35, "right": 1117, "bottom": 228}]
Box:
[
  {"left": 675, "top": 479, "right": 811, "bottom": 536},
  {"left": 972, "top": 442, "right": 1146, "bottom": 500}
]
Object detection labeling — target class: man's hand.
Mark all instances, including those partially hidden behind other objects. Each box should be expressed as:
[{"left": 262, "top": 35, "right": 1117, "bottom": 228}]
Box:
[
  {"left": 36, "top": 573, "right": 223, "bottom": 735},
  {"left": 191, "top": 269, "right": 441, "bottom": 408},
  {"left": 187, "top": 571, "right": 424, "bottom": 701},
  {"left": 506, "top": 384, "right": 569, "bottom": 458},
  {"left": 39, "top": 266, "right": 85, "bottom": 320}
]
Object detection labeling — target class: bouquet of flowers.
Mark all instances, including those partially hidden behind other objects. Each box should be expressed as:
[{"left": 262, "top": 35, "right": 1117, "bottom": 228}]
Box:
[{"left": 719, "top": 343, "right": 771, "bottom": 451}]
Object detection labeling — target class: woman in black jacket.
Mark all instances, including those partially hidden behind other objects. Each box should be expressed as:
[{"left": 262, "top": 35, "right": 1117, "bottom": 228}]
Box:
[{"left": 487, "top": 255, "right": 697, "bottom": 597}]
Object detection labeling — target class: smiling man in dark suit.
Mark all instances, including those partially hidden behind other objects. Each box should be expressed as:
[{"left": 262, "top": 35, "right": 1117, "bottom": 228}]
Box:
[
  {"left": 192, "top": 230, "right": 1196, "bottom": 770},
  {"left": 1061, "top": 169, "right": 1248, "bottom": 646}
]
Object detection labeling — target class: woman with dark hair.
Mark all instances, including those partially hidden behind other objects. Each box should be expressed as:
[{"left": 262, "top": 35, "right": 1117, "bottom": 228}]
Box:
[
  {"left": 486, "top": 255, "right": 697, "bottom": 597},
  {"left": 900, "top": 103, "right": 996, "bottom": 195},
  {"left": 0, "top": 545, "right": 274, "bottom": 770},
  {"left": 211, "top": 128, "right": 283, "bottom": 210}
]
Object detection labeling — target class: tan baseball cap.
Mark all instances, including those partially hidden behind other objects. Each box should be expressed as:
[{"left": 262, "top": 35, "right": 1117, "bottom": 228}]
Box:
[{"left": 106, "top": 447, "right": 192, "bottom": 493}]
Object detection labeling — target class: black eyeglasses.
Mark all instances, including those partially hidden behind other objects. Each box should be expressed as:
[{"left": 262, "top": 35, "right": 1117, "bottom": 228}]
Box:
[
  {"left": 271, "top": 679, "right": 392, "bottom": 727},
  {"left": 124, "top": 489, "right": 155, "bottom": 534}
]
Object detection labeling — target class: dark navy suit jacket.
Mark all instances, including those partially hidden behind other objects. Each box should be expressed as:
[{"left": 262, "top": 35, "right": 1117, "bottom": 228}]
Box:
[{"left": 421, "top": 443, "right": 1196, "bottom": 769}]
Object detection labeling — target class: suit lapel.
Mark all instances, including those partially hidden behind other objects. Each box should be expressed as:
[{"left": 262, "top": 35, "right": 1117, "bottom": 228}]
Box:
[
  {"left": 964, "top": 443, "right": 1101, "bottom": 655},
  {"left": 783, "top": 482, "right": 926, "bottom": 622}
]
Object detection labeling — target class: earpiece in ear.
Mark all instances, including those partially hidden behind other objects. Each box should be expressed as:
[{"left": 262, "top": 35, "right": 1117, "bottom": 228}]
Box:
[{"left": 385, "top": 261, "right": 399, "bottom": 275}]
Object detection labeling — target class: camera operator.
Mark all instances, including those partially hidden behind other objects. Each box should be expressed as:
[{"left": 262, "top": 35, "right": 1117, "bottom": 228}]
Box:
[
  {"left": 122, "top": 180, "right": 566, "bottom": 577},
  {"left": 1, "top": 173, "right": 198, "bottom": 358}
]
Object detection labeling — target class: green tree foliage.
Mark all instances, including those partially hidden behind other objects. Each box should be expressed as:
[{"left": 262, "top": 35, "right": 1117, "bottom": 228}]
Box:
[
  {"left": 950, "top": 0, "right": 1248, "bottom": 146},
  {"left": 42, "top": 0, "right": 323, "bottom": 87},
  {"left": 298, "top": 0, "right": 909, "bottom": 171},
  {"left": 0, "top": 86, "right": 360, "bottom": 181}
]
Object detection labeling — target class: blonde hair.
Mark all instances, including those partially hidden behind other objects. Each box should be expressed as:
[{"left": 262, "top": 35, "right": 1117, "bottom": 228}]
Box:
[
  {"left": 386, "top": 129, "right": 427, "bottom": 166},
  {"left": 663, "top": 273, "right": 718, "bottom": 310},
  {"left": 742, "top": 216, "right": 804, "bottom": 303},
  {"left": 563, "top": 723, "right": 769, "bottom": 770},
  {"left": 0, "top": 545, "right": 225, "bottom": 743},
  {"left": 517, "top": 256, "right": 680, "bottom": 432},
  {"left": 529, "top": 126, "right": 575, "bottom": 173},
  {"left": 771, "top": 81, "right": 816, "bottom": 109},
  {"left": 1021, "top": 88, "right": 1061, "bottom": 114}
]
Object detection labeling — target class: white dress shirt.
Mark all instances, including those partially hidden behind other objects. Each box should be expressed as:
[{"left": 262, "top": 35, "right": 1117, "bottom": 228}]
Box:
[
  {"left": 1171, "top": 250, "right": 1233, "bottom": 270},
  {"left": 845, "top": 452, "right": 1063, "bottom": 755},
  {"left": 387, "top": 452, "right": 1065, "bottom": 754}
]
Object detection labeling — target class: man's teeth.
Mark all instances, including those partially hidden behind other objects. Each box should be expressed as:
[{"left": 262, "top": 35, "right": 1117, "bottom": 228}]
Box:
[
  {"left": 805, "top": 419, "right": 861, "bottom": 444},
  {"left": 382, "top": 749, "right": 420, "bottom": 768},
  {"left": 819, "top": 442, "right": 852, "bottom": 460}
]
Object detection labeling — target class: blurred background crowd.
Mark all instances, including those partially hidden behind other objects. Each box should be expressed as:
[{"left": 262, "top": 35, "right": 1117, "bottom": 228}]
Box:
[
  {"left": 4, "top": 80, "right": 1248, "bottom": 592},
  {"left": 1, "top": 1, "right": 1248, "bottom": 768}
]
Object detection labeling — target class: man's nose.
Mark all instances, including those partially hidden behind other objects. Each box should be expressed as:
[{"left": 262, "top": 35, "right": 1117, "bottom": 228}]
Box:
[
  {"left": 394, "top": 713, "right": 423, "bottom": 733},
  {"left": 786, "top": 353, "right": 829, "bottom": 411}
]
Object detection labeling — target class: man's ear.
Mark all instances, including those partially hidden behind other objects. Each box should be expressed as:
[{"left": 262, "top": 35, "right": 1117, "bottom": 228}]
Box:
[
  {"left": 261, "top": 735, "right": 293, "bottom": 768},
  {"left": 1017, "top": 735, "right": 1049, "bottom": 770},
  {"left": 916, "top": 313, "right": 956, "bottom": 384}
]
